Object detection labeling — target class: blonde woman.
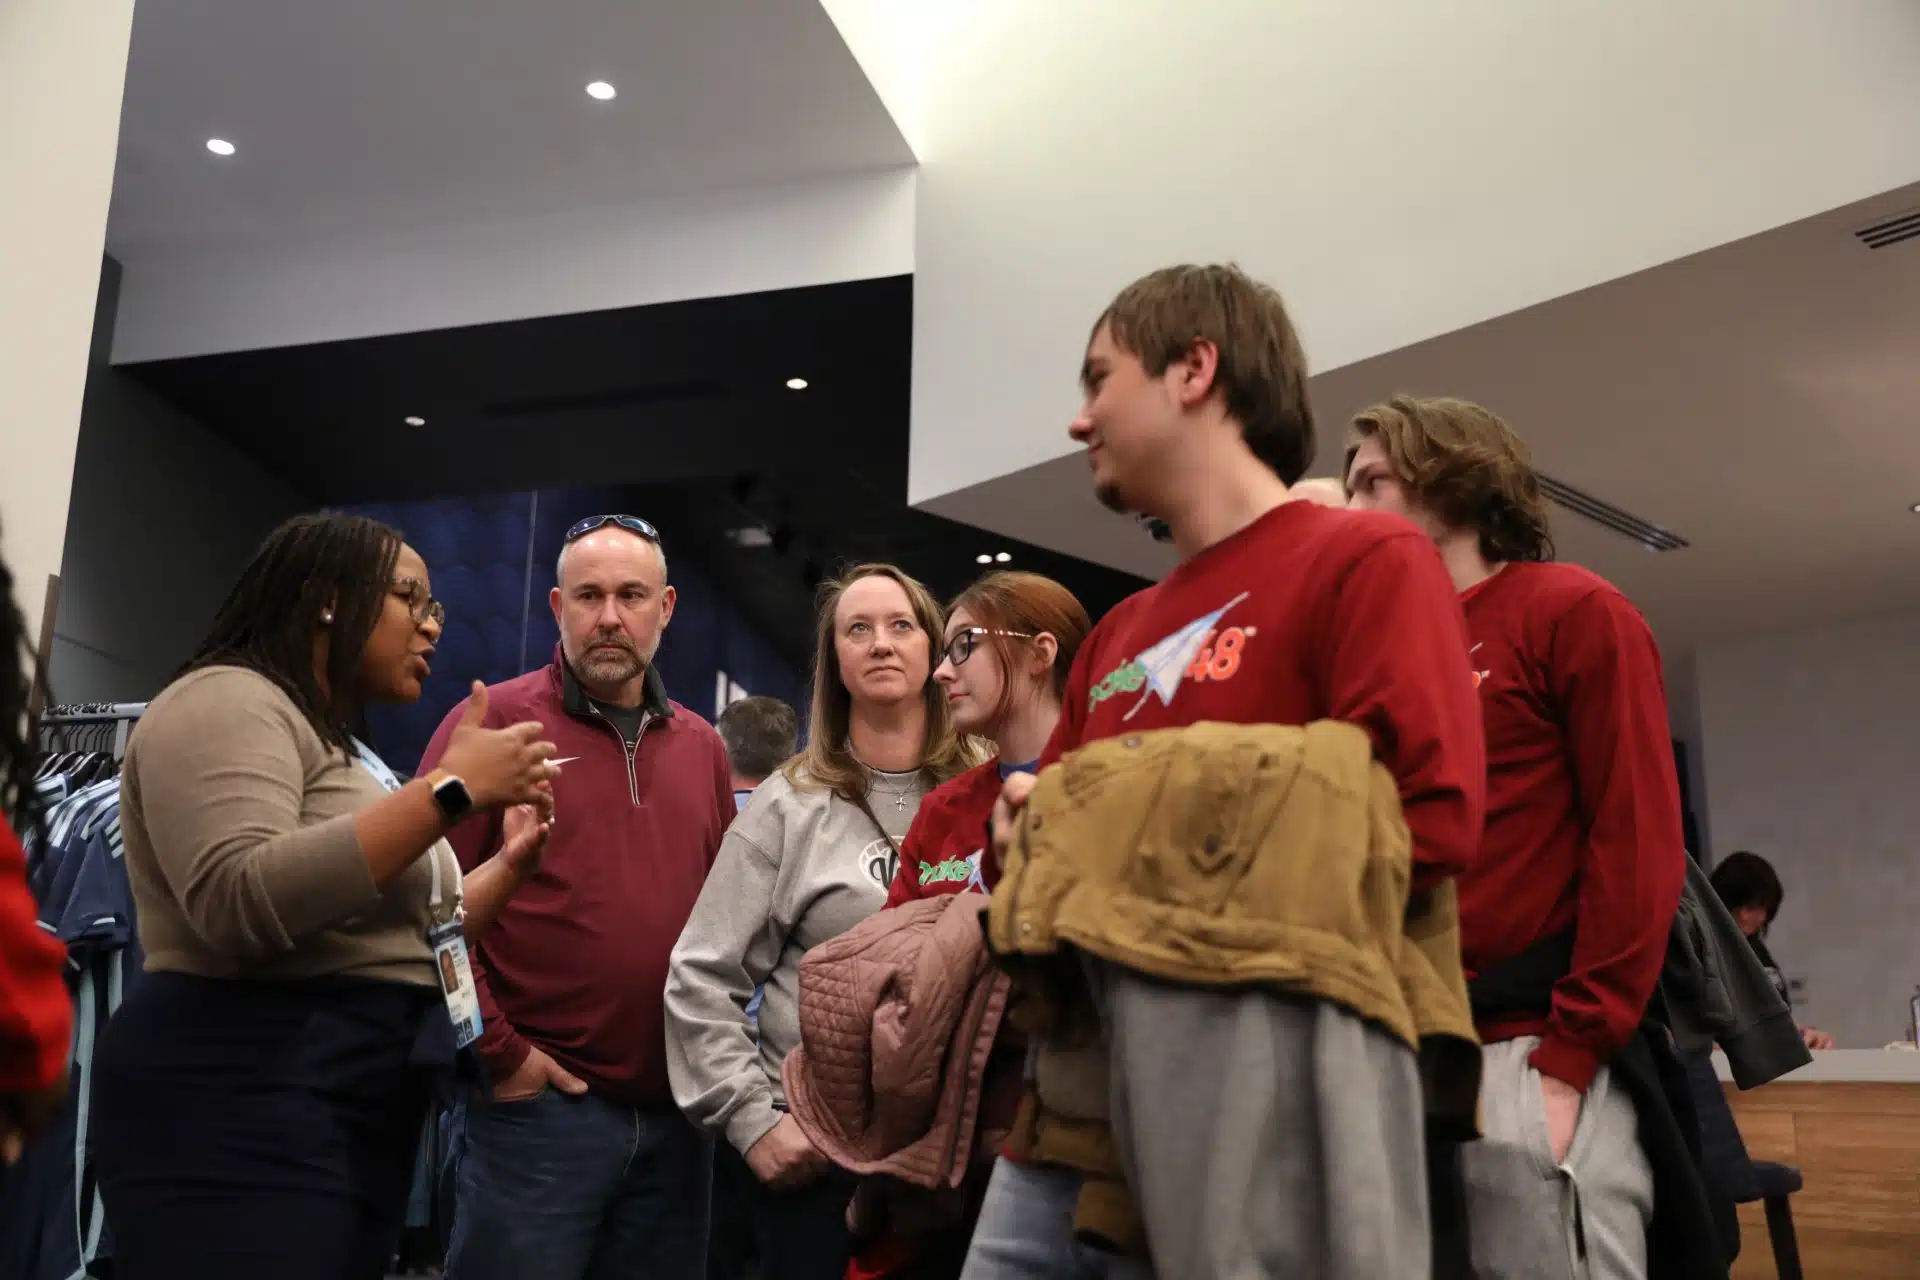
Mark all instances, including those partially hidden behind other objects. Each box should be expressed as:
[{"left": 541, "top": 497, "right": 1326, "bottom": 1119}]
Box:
[{"left": 666, "top": 564, "right": 979, "bottom": 1280}]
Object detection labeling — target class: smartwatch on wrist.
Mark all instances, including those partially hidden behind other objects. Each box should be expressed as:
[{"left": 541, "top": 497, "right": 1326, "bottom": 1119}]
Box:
[{"left": 425, "top": 769, "right": 474, "bottom": 824}]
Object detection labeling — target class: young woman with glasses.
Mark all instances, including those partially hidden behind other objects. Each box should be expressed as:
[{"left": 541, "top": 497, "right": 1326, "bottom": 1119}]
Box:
[
  {"left": 847, "top": 570, "right": 1092, "bottom": 1280},
  {"left": 665, "top": 563, "right": 981, "bottom": 1280},
  {"left": 88, "top": 512, "right": 561, "bottom": 1280}
]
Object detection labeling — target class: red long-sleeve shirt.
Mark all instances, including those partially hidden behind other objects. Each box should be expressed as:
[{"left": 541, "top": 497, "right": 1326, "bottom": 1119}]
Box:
[
  {"left": 884, "top": 760, "right": 1004, "bottom": 910},
  {"left": 0, "top": 815, "right": 71, "bottom": 1094},
  {"left": 1041, "top": 501, "right": 1485, "bottom": 889},
  {"left": 1459, "top": 562, "right": 1686, "bottom": 1092}
]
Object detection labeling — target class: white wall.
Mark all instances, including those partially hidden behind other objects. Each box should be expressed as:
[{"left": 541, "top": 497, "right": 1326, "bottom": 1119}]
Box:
[
  {"left": 838, "top": 0, "right": 1920, "bottom": 505},
  {"left": 112, "top": 167, "right": 916, "bottom": 364},
  {"left": 1696, "top": 610, "right": 1920, "bottom": 1050},
  {"left": 0, "top": 0, "right": 137, "bottom": 651},
  {"left": 53, "top": 259, "right": 309, "bottom": 703}
]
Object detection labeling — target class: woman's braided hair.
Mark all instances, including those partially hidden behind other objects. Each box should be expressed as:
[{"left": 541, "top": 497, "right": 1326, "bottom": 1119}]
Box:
[
  {"left": 0, "top": 523, "right": 47, "bottom": 829},
  {"left": 180, "top": 512, "right": 403, "bottom": 753}
]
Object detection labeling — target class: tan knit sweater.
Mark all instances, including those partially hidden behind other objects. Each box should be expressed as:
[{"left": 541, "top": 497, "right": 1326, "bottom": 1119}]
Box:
[{"left": 120, "top": 665, "right": 453, "bottom": 986}]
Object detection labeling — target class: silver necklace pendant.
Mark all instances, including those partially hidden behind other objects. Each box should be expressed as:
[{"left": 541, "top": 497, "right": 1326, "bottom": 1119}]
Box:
[{"left": 894, "top": 791, "right": 908, "bottom": 812}]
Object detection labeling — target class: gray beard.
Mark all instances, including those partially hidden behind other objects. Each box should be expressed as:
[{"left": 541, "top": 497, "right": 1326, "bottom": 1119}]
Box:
[{"left": 573, "top": 642, "right": 645, "bottom": 686}]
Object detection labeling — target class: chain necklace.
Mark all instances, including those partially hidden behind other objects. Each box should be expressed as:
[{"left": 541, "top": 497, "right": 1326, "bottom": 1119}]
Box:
[{"left": 859, "top": 760, "right": 921, "bottom": 813}]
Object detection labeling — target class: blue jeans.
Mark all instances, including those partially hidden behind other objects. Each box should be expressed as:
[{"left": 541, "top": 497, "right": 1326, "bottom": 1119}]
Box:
[
  {"left": 445, "top": 1088, "right": 713, "bottom": 1280},
  {"left": 961, "top": 1160, "right": 1154, "bottom": 1280}
]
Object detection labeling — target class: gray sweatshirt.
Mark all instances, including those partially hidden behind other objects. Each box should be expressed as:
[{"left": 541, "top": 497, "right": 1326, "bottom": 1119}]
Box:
[{"left": 665, "top": 764, "right": 927, "bottom": 1155}]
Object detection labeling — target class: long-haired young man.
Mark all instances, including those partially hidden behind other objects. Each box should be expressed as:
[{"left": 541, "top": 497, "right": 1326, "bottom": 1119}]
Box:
[{"left": 1346, "top": 396, "right": 1689, "bottom": 1279}]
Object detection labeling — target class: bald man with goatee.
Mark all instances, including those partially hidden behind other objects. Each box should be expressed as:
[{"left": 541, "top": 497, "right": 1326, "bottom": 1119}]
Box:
[{"left": 422, "top": 514, "right": 736, "bottom": 1280}]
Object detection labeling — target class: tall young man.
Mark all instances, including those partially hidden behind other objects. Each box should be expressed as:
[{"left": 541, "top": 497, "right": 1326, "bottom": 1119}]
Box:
[
  {"left": 1346, "top": 396, "right": 1687, "bottom": 1279},
  {"left": 971, "top": 266, "right": 1487, "bottom": 1278}
]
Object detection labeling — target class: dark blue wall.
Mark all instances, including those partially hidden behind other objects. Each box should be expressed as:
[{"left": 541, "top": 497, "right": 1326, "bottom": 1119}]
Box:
[{"left": 353, "top": 489, "right": 804, "bottom": 774}]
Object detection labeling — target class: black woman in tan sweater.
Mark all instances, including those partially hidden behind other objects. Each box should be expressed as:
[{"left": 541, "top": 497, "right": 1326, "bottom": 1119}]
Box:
[{"left": 88, "top": 512, "right": 560, "bottom": 1280}]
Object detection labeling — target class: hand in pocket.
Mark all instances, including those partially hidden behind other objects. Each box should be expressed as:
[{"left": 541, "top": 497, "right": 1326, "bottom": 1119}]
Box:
[{"left": 1539, "top": 1074, "right": 1582, "bottom": 1165}]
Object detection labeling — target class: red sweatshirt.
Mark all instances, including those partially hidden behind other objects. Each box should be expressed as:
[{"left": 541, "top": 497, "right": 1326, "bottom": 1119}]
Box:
[
  {"left": 884, "top": 760, "right": 1005, "bottom": 909},
  {"left": 419, "top": 650, "right": 734, "bottom": 1106},
  {"left": 0, "top": 815, "right": 70, "bottom": 1094},
  {"left": 1042, "top": 501, "right": 1485, "bottom": 889},
  {"left": 1459, "top": 562, "right": 1685, "bottom": 1092}
]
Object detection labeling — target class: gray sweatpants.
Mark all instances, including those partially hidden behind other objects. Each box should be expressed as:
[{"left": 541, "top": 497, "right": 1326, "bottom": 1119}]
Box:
[
  {"left": 1460, "top": 1037, "right": 1654, "bottom": 1280},
  {"left": 964, "top": 961, "right": 1431, "bottom": 1278}
]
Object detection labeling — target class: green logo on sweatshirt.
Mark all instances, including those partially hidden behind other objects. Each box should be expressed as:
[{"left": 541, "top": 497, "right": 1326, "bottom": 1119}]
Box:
[{"left": 919, "top": 851, "right": 986, "bottom": 892}]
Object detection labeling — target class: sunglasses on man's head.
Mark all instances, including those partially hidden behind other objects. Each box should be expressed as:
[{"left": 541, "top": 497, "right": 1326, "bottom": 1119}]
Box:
[{"left": 564, "top": 514, "right": 663, "bottom": 548}]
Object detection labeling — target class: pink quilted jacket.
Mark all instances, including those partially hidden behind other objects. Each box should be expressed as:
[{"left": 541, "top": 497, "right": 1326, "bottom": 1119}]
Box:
[{"left": 782, "top": 893, "right": 1012, "bottom": 1190}]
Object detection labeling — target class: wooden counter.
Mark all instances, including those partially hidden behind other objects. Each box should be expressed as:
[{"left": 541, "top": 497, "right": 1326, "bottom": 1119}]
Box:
[{"left": 1717, "top": 1052, "right": 1920, "bottom": 1278}]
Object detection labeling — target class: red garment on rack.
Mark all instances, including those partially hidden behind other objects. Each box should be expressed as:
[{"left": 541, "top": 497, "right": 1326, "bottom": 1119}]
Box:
[{"left": 0, "top": 814, "right": 71, "bottom": 1093}]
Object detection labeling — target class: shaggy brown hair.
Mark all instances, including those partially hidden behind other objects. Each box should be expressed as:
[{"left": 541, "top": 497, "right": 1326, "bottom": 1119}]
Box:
[
  {"left": 1091, "top": 263, "right": 1316, "bottom": 485},
  {"left": 1346, "top": 395, "right": 1554, "bottom": 563},
  {"left": 785, "top": 563, "right": 982, "bottom": 799}
]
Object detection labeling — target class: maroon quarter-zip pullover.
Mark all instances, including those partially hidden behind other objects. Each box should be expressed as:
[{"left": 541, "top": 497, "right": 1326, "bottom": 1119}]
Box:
[{"left": 419, "top": 646, "right": 734, "bottom": 1106}]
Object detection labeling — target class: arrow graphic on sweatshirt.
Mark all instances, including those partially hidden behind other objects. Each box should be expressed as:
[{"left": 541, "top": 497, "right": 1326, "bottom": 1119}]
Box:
[{"left": 1123, "top": 591, "right": 1251, "bottom": 720}]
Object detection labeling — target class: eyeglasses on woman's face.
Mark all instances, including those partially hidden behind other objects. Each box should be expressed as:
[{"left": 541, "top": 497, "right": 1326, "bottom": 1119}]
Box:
[
  {"left": 941, "top": 627, "right": 1033, "bottom": 669},
  {"left": 391, "top": 577, "right": 446, "bottom": 628}
]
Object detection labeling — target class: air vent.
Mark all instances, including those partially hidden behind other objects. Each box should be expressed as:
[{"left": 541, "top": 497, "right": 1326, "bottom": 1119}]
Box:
[
  {"left": 1539, "top": 473, "right": 1688, "bottom": 552},
  {"left": 1855, "top": 208, "right": 1920, "bottom": 251}
]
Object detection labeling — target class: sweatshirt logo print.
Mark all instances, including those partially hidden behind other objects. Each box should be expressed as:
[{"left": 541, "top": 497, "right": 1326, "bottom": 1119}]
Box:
[
  {"left": 920, "top": 849, "right": 986, "bottom": 892},
  {"left": 862, "top": 838, "right": 899, "bottom": 890},
  {"left": 1088, "top": 592, "right": 1253, "bottom": 720}
]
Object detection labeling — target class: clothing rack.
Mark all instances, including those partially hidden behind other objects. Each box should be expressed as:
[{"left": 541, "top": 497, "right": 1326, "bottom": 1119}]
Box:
[{"left": 41, "top": 702, "right": 148, "bottom": 758}]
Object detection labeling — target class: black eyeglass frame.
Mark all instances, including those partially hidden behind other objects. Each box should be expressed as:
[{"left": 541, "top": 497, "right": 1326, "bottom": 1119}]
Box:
[
  {"left": 564, "top": 514, "right": 664, "bottom": 549},
  {"left": 942, "top": 627, "right": 1035, "bottom": 669}
]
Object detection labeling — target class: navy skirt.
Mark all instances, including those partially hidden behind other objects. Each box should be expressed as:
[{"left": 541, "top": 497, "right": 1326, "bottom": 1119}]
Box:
[{"left": 90, "top": 971, "right": 445, "bottom": 1280}]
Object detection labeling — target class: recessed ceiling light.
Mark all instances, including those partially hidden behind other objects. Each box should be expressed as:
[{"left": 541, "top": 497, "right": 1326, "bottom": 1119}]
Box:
[
  {"left": 1911, "top": 503, "right": 1920, "bottom": 514},
  {"left": 585, "top": 81, "right": 617, "bottom": 101},
  {"left": 205, "top": 138, "right": 236, "bottom": 157},
  {"left": 786, "top": 377, "right": 809, "bottom": 391},
  {"left": 404, "top": 415, "right": 427, "bottom": 426},
  {"left": 975, "top": 553, "right": 993, "bottom": 565},
  {"left": 995, "top": 552, "right": 1012, "bottom": 563}
]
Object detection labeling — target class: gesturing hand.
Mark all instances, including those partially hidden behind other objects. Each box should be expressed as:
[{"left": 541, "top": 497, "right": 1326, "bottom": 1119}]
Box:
[
  {"left": 439, "top": 681, "right": 559, "bottom": 809},
  {"left": 988, "top": 772, "right": 1038, "bottom": 872},
  {"left": 498, "top": 803, "right": 552, "bottom": 880},
  {"left": 745, "top": 1114, "right": 831, "bottom": 1190}
]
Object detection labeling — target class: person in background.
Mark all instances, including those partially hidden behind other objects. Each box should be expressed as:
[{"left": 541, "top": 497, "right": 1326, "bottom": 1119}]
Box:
[
  {"left": 424, "top": 514, "right": 735, "bottom": 1280},
  {"left": 848, "top": 570, "right": 1090, "bottom": 1280},
  {"left": 976, "top": 265, "right": 1486, "bottom": 1278},
  {"left": 707, "top": 694, "right": 796, "bottom": 1280},
  {"left": 666, "top": 564, "right": 980, "bottom": 1280},
  {"left": 0, "top": 526, "right": 71, "bottom": 1172},
  {"left": 1708, "top": 851, "right": 1834, "bottom": 1051},
  {"left": 1347, "top": 396, "right": 1688, "bottom": 1279},
  {"left": 717, "top": 695, "right": 799, "bottom": 809},
  {"left": 88, "top": 512, "right": 557, "bottom": 1280}
]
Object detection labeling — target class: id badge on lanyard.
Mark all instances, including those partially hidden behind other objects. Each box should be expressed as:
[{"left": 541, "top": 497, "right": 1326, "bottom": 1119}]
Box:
[
  {"left": 353, "top": 738, "right": 484, "bottom": 1049},
  {"left": 428, "top": 852, "right": 483, "bottom": 1050}
]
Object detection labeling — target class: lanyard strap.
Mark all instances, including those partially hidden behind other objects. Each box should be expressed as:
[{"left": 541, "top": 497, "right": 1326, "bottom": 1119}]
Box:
[{"left": 351, "top": 738, "right": 461, "bottom": 925}]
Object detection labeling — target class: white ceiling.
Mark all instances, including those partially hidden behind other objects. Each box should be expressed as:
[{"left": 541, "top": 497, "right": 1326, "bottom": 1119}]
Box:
[
  {"left": 927, "top": 181, "right": 1920, "bottom": 658},
  {"left": 106, "top": 0, "right": 914, "bottom": 260}
]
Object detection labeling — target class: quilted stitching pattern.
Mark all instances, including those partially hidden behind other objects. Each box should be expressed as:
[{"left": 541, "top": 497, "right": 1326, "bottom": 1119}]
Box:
[{"left": 783, "top": 895, "right": 1010, "bottom": 1190}]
